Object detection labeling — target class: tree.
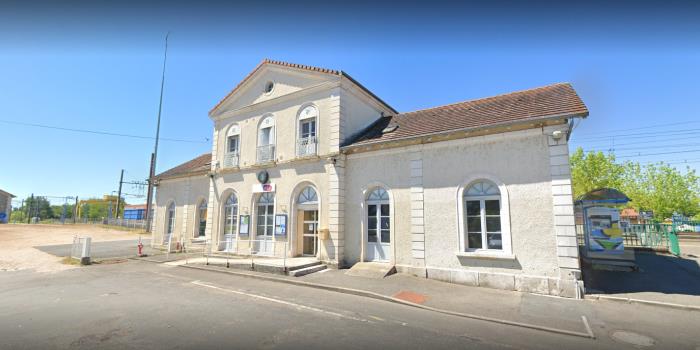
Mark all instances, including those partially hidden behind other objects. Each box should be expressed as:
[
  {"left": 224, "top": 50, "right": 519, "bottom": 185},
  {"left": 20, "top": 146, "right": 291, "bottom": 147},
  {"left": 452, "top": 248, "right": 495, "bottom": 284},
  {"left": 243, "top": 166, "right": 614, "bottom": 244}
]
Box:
[
  {"left": 21, "top": 196, "right": 53, "bottom": 220},
  {"left": 569, "top": 148, "right": 626, "bottom": 198},
  {"left": 570, "top": 147, "right": 700, "bottom": 220},
  {"left": 635, "top": 163, "right": 700, "bottom": 219}
]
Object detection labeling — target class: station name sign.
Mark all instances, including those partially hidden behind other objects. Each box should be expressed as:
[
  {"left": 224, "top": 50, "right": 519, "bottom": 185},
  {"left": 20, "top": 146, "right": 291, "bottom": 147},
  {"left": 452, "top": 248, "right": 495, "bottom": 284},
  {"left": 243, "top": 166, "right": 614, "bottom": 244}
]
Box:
[{"left": 252, "top": 183, "right": 275, "bottom": 193}]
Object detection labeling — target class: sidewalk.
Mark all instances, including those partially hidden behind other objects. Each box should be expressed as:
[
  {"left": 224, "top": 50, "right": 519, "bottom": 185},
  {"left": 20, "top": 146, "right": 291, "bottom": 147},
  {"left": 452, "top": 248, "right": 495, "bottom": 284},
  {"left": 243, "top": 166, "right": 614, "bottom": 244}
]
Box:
[
  {"left": 179, "top": 261, "right": 595, "bottom": 338},
  {"left": 583, "top": 251, "right": 700, "bottom": 308}
]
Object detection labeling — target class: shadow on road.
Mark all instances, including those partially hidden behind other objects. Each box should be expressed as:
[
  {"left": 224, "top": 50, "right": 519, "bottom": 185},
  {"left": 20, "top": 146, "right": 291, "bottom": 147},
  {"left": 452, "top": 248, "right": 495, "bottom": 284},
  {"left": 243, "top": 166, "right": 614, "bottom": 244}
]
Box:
[{"left": 583, "top": 250, "right": 700, "bottom": 299}]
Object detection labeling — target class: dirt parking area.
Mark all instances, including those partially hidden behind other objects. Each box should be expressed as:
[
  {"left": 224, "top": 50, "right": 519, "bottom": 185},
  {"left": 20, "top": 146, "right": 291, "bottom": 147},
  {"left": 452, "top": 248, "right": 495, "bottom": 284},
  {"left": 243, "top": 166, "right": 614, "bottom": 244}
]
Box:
[{"left": 0, "top": 224, "right": 144, "bottom": 273}]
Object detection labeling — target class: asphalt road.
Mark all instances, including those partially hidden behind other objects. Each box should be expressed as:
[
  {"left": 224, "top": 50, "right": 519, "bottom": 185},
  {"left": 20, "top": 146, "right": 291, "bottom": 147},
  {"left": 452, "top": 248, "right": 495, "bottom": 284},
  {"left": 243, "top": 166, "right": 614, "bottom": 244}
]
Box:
[{"left": 1, "top": 260, "right": 699, "bottom": 349}]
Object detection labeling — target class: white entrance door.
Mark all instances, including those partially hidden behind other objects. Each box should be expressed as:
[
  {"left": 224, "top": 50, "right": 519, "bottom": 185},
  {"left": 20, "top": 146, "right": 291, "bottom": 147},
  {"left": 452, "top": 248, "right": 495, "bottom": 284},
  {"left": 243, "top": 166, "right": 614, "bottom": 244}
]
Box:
[
  {"left": 256, "top": 193, "right": 275, "bottom": 255},
  {"left": 366, "top": 201, "right": 390, "bottom": 262}
]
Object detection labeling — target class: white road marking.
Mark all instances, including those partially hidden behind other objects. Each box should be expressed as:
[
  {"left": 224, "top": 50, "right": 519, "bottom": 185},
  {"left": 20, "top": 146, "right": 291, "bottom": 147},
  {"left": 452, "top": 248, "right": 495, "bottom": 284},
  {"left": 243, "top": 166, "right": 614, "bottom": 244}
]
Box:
[
  {"left": 191, "top": 280, "right": 374, "bottom": 324},
  {"left": 581, "top": 316, "right": 595, "bottom": 339}
]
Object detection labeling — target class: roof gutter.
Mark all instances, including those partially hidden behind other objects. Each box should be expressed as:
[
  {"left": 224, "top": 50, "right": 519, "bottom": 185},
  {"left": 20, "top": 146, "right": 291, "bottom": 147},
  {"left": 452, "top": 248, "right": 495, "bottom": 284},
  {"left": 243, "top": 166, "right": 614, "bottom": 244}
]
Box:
[{"left": 341, "top": 111, "right": 589, "bottom": 152}]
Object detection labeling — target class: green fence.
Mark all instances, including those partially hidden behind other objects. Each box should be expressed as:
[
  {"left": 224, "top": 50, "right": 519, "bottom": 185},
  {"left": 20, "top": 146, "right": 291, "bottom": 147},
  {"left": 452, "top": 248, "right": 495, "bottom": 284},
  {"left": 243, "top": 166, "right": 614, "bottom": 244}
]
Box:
[{"left": 622, "top": 223, "right": 681, "bottom": 256}]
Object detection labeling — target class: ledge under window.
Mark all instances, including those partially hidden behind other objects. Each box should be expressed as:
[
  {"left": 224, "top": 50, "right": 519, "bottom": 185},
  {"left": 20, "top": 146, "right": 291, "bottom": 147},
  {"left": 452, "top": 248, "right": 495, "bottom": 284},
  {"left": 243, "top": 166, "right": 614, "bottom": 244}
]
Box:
[{"left": 456, "top": 251, "right": 516, "bottom": 260}]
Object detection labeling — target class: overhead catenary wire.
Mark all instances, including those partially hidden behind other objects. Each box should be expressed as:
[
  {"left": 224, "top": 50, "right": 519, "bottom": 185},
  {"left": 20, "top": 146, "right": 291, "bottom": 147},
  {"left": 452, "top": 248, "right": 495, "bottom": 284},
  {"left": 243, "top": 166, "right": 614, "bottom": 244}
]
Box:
[
  {"left": 0, "top": 119, "right": 208, "bottom": 144},
  {"left": 572, "top": 127, "right": 700, "bottom": 142},
  {"left": 572, "top": 119, "right": 700, "bottom": 137}
]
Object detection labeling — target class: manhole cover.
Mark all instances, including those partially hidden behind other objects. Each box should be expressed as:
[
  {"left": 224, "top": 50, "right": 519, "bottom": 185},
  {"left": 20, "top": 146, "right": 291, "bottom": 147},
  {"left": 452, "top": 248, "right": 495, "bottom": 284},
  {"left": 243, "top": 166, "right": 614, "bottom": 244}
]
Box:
[{"left": 611, "top": 330, "right": 655, "bottom": 347}]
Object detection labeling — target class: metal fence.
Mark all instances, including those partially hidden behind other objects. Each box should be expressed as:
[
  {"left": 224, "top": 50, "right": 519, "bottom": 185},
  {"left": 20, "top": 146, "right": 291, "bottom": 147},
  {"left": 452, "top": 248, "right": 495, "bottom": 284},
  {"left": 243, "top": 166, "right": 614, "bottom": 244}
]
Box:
[
  {"left": 577, "top": 223, "right": 681, "bottom": 256},
  {"left": 8, "top": 217, "right": 147, "bottom": 230},
  {"left": 166, "top": 236, "right": 290, "bottom": 271}
]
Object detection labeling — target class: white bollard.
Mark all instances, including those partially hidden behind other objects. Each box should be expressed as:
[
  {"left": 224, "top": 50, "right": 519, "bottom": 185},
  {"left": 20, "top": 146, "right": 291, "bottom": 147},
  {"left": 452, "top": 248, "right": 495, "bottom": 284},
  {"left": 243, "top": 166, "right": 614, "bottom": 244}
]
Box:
[{"left": 80, "top": 237, "right": 92, "bottom": 265}]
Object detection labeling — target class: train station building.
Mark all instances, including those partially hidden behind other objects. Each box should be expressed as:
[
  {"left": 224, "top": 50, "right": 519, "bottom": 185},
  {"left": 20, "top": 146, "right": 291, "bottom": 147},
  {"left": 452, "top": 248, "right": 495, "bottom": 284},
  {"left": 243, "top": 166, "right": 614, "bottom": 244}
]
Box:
[{"left": 152, "top": 59, "right": 589, "bottom": 297}]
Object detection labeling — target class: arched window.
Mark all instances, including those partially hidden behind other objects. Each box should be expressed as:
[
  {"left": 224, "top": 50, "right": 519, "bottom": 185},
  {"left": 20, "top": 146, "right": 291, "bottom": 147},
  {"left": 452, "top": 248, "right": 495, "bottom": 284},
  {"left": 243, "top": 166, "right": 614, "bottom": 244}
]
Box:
[
  {"left": 297, "top": 105, "right": 318, "bottom": 157},
  {"left": 257, "top": 115, "right": 275, "bottom": 163},
  {"left": 197, "top": 199, "right": 207, "bottom": 237},
  {"left": 223, "top": 193, "right": 238, "bottom": 237},
  {"left": 297, "top": 186, "right": 318, "bottom": 205},
  {"left": 224, "top": 124, "right": 240, "bottom": 168},
  {"left": 165, "top": 202, "right": 176, "bottom": 244},
  {"left": 464, "top": 180, "right": 502, "bottom": 250},
  {"left": 365, "top": 187, "right": 391, "bottom": 261}
]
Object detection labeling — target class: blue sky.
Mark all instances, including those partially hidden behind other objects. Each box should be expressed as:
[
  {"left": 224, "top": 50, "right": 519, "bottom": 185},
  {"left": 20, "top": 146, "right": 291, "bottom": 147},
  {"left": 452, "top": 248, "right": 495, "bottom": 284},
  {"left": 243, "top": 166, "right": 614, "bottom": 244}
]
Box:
[{"left": 1, "top": 0, "right": 699, "bottom": 204}]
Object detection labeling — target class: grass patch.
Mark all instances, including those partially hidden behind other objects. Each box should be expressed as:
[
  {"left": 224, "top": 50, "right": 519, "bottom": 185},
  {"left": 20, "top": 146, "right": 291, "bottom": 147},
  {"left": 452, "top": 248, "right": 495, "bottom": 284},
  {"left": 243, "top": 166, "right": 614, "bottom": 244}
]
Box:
[{"left": 61, "top": 257, "right": 81, "bottom": 265}]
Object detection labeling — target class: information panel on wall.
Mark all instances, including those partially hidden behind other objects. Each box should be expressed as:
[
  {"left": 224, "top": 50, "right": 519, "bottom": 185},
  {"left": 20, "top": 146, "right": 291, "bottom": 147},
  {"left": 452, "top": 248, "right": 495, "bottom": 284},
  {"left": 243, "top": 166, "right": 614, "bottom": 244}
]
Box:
[
  {"left": 239, "top": 215, "right": 250, "bottom": 236},
  {"left": 274, "top": 214, "right": 287, "bottom": 236}
]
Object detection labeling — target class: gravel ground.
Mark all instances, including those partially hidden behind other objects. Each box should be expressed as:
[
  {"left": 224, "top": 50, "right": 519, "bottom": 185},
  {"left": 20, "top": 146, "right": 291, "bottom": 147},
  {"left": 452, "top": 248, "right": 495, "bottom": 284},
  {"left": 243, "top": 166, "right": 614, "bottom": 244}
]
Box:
[{"left": 0, "top": 224, "right": 144, "bottom": 273}]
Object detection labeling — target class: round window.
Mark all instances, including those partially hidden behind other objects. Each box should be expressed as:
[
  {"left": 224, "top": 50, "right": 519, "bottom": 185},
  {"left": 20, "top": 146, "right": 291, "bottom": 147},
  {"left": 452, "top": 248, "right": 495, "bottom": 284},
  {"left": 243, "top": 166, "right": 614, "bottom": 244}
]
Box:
[{"left": 264, "top": 81, "right": 274, "bottom": 94}]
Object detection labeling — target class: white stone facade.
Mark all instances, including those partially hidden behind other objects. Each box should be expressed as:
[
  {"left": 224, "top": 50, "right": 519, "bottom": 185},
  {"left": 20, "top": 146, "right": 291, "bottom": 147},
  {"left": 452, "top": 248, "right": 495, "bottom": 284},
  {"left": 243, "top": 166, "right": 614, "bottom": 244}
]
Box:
[{"left": 153, "top": 60, "right": 585, "bottom": 297}]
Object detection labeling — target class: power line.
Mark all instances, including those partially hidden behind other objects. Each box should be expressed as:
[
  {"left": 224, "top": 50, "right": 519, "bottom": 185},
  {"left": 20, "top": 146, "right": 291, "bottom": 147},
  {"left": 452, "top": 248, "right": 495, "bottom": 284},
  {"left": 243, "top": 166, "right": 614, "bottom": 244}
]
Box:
[
  {"left": 571, "top": 137, "right": 700, "bottom": 149},
  {"left": 580, "top": 143, "right": 700, "bottom": 153},
  {"left": 573, "top": 120, "right": 700, "bottom": 137},
  {"left": 614, "top": 149, "right": 700, "bottom": 159},
  {"left": 573, "top": 128, "right": 700, "bottom": 141},
  {"left": 0, "top": 119, "right": 208, "bottom": 144}
]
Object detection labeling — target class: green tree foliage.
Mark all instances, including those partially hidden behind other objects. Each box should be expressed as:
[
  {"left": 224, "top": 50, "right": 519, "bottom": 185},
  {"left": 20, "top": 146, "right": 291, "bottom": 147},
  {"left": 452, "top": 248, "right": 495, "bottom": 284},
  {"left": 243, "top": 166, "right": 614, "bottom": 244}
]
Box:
[
  {"left": 20, "top": 196, "right": 54, "bottom": 220},
  {"left": 570, "top": 147, "right": 700, "bottom": 220},
  {"left": 49, "top": 204, "right": 74, "bottom": 219},
  {"left": 570, "top": 148, "right": 625, "bottom": 197}
]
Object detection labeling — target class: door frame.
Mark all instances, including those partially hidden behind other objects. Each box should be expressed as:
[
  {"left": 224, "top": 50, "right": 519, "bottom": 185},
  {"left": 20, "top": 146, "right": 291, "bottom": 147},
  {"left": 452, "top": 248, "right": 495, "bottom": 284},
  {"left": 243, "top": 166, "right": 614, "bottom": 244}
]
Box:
[
  {"left": 299, "top": 209, "right": 319, "bottom": 257},
  {"left": 253, "top": 192, "right": 276, "bottom": 254},
  {"left": 290, "top": 181, "right": 321, "bottom": 258},
  {"left": 361, "top": 184, "right": 395, "bottom": 264}
]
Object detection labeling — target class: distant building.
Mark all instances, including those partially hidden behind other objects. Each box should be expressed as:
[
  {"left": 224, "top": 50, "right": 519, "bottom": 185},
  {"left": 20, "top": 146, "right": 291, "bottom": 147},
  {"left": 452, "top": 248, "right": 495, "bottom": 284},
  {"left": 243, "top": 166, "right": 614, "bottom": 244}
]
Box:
[
  {"left": 123, "top": 204, "right": 147, "bottom": 220},
  {"left": 620, "top": 208, "right": 640, "bottom": 224},
  {"left": 0, "top": 189, "right": 15, "bottom": 223}
]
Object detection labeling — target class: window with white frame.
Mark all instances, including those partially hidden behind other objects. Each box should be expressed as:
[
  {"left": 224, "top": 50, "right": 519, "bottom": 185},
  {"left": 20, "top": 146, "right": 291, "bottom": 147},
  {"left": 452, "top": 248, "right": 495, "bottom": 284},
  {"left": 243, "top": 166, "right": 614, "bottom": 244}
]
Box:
[
  {"left": 464, "top": 181, "right": 503, "bottom": 251},
  {"left": 223, "top": 193, "right": 238, "bottom": 237},
  {"left": 224, "top": 124, "right": 240, "bottom": 168},
  {"left": 257, "top": 116, "right": 275, "bottom": 163},
  {"left": 165, "top": 202, "right": 175, "bottom": 244},
  {"left": 297, "top": 105, "right": 318, "bottom": 157},
  {"left": 197, "top": 200, "right": 207, "bottom": 238}
]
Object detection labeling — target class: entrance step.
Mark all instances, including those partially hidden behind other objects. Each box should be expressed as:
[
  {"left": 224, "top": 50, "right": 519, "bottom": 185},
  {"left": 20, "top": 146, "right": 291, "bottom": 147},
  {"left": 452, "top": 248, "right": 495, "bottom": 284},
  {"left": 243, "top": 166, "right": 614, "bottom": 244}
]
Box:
[
  {"left": 290, "top": 263, "right": 327, "bottom": 277},
  {"left": 591, "top": 259, "right": 638, "bottom": 272},
  {"left": 345, "top": 262, "right": 396, "bottom": 279}
]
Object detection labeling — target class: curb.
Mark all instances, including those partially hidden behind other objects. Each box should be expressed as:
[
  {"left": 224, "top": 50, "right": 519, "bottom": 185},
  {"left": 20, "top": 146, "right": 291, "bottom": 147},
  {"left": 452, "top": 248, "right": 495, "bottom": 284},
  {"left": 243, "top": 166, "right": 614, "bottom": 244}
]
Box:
[
  {"left": 588, "top": 294, "right": 700, "bottom": 312},
  {"left": 173, "top": 262, "right": 595, "bottom": 339}
]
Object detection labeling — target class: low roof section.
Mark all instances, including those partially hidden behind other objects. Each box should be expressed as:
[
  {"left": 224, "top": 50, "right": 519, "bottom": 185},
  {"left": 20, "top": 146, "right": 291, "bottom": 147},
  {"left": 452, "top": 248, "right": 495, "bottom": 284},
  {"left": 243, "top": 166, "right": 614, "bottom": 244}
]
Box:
[{"left": 155, "top": 153, "right": 212, "bottom": 181}]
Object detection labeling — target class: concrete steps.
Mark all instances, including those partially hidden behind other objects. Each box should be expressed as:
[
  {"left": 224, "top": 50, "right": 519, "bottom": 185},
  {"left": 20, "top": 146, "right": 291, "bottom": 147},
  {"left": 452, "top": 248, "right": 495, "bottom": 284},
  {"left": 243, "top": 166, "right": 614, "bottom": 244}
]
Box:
[
  {"left": 345, "top": 262, "right": 396, "bottom": 278},
  {"left": 289, "top": 262, "right": 327, "bottom": 277}
]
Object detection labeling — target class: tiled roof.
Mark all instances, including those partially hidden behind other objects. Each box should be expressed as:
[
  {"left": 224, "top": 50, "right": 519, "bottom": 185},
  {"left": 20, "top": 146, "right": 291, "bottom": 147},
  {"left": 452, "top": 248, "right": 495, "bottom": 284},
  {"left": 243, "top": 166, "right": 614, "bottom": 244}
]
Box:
[
  {"left": 209, "top": 59, "right": 397, "bottom": 115},
  {"left": 155, "top": 153, "right": 211, "bottom": 180},
  {"left": 344, "top": 83, "right": 588, "bottom": 148},
  {"left": 124, "top": 204, "right": 147, "bottom": 210},
  {"left": 620, "top": 208, "right": 639, "bottom": 217}
]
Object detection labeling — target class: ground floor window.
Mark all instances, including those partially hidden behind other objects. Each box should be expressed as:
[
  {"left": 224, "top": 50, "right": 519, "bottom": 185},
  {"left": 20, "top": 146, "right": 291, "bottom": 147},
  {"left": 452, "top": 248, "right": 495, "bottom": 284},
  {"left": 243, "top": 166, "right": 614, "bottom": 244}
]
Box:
[
  {"left": 165, "top": 202, "right": 175, "bottom": 244},
  {"left": 197, "top": 200, "right": 207, "bottom": 237},
  {"left": 224, "top": 194, "right": 238, "bottom": 237},
  {"left": 464, "top": 181, "right": 503, "bottom": 250}
]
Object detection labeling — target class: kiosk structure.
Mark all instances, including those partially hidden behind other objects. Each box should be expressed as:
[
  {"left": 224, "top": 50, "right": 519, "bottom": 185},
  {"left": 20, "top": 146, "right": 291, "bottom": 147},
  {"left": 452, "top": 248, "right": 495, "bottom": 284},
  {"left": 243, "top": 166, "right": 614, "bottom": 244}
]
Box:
[{"left": 576, "top": 188, "right": 637, "bottom": 271}]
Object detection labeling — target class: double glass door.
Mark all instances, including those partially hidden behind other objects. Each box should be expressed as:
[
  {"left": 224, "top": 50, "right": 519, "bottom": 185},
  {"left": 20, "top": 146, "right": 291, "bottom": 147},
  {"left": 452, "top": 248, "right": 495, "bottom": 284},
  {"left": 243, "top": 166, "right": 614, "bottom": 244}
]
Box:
[{"left": 256, "top": 202, "right": 274, "bottom": 254}]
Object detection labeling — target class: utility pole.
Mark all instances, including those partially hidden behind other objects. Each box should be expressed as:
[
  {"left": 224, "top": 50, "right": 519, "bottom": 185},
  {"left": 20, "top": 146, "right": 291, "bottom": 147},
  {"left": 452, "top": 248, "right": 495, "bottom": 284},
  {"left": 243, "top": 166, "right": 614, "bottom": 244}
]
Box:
[
  {"left": 73, "top": 196, "right": 78, "bottom": 224},
  {"left": 27, "top": 193, "right": 33, "bottom": 224},
  {"left": 115, "top": 169, "right": 124, "bottom": 219},
  {"left": 145, "top": 32, "right": 169, "bottom": 233}
]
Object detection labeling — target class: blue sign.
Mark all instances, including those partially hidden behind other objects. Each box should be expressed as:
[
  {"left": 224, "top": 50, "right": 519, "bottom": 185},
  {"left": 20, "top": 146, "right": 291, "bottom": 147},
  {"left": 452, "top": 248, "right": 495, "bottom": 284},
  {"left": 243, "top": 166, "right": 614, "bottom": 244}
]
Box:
[{"left": 0, "top": 213, "right": 6, "bottom": 219}]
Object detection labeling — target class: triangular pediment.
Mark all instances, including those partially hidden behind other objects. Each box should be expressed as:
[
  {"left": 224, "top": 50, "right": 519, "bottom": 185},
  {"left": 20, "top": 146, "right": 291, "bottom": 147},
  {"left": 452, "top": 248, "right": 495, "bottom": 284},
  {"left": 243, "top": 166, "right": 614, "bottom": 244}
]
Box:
[{"left": 210, "top": 61, "right": 339, "bottom": 115}]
